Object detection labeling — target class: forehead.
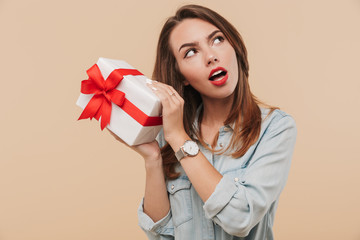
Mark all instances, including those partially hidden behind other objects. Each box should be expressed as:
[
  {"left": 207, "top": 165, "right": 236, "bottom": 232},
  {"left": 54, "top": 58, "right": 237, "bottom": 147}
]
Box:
[{"left": 169, "top": 18, "right": 219, "bottom": 51}]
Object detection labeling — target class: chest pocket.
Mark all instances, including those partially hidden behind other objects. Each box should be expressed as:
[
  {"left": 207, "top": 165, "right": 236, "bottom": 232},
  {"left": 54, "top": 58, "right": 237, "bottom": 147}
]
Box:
[{"left": 167, "top": 177, "right": 193, "bottom": 227}]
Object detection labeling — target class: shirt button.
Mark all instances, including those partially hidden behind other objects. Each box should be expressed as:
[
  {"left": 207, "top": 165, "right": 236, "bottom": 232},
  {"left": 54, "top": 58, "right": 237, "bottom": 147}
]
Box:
[
  {"left": 219, "top": 143, "right": 224, "bottom": 147},
  {"left": 234, "top": 177, "right": 239, "bottom": 182},
  {"left": 171, "top": 185, "right": 175, "bottom": 190}
]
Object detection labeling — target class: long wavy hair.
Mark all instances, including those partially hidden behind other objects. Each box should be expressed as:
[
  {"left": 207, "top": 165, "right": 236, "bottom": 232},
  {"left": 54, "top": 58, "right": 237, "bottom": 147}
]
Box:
[{"left": 153, "top": 4, "right": 275, "bottom": 179}]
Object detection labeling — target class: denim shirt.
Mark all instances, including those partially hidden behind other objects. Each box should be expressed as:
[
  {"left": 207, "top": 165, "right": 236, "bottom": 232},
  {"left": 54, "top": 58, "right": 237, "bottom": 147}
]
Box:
[{"left": 138, "top": 108, "right": 297, "bottom": 240}]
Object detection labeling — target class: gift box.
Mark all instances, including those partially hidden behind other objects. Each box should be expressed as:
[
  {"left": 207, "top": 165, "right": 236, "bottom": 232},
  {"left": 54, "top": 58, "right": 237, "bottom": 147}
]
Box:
[{"left": 76, "top": 57, "right": 162, "bottom": 146}]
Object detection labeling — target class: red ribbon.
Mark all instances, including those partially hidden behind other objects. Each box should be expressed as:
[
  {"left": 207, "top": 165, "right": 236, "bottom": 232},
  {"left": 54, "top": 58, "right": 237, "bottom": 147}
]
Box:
[{"left": 78, "top": 64, "right": 162, "bottom": 130}]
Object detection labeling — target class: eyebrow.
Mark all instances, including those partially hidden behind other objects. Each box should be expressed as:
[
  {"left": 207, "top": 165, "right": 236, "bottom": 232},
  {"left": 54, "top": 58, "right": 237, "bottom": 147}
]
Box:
[{"left": 178, "top": 30, "right": 222, "bottom": 52}]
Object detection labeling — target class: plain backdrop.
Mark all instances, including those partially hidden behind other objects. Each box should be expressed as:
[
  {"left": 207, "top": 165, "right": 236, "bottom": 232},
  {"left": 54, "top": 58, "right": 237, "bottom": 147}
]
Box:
[{"left": 1, "top": 0, "right": 360, "bottom": 239}]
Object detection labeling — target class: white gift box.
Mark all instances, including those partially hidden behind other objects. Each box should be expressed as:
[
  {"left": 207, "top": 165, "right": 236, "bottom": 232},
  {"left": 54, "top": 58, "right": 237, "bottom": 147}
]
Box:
[{"left": 76, "top": 57, "right": 162, "bottom": 146}]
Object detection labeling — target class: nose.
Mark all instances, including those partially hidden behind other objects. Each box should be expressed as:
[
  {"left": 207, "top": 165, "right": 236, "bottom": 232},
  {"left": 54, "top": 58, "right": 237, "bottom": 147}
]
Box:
[
  {"left": 207, "top": 55, "right": 218, "bottom": 65},
  {"left": 206, "top": 47, "right": 219, "bottom": 66}
]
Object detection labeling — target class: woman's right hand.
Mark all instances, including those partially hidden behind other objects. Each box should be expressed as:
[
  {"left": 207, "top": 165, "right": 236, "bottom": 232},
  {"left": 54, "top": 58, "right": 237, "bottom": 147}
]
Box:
[{"left": 107, "top": 129, "right": 162, "bottom": 165}]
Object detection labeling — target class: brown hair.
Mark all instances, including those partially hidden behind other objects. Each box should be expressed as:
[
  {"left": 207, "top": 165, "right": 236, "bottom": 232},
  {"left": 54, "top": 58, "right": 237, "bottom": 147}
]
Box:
[{"left": 153, "top": 4, "right": 276, "bottom": 179}]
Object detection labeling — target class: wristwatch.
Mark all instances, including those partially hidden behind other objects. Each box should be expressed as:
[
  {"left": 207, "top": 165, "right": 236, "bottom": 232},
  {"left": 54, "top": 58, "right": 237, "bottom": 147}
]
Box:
[{"left": 175, "top": 140, "right": 199, "bottom": 161}]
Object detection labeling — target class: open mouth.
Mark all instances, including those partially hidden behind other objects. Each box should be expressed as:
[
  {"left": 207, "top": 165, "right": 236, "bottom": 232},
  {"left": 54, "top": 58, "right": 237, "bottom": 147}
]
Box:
[
  {"left": 209, "top": 69, "right": 227, "bottom": 81},
  {"left": 208, "top": 67, "right": 228, "bottom": 86}
]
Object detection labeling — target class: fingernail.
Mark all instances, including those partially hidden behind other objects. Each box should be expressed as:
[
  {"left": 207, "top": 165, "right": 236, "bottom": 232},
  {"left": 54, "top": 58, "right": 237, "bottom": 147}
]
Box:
[
  {"left": 151, "top": 87, "right": 157, "bottom": 91},
  {"left": 146, "top": 78, "right": 153, "bottom": 84}
]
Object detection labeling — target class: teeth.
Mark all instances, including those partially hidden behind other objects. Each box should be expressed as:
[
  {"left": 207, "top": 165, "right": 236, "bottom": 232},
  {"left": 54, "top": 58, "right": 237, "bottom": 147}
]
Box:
[{"left": 211, "top": 70, "right": 223, "bottom": 77}]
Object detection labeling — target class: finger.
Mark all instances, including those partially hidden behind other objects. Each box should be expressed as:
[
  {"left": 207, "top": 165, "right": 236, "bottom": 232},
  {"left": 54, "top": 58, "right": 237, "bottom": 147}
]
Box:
[
  {"left": 167, "top": 86, "right": 183, "bottom": 103},
  {"left": 165, "top": 87, "right": 184, "bottom": 106},
  {"left": 151, "top": 82, "right": 183, "bottom": 105},
  {"left": 148, "top": 81, "right": 173, "bottom": 94},
  {"left": 149, "top": 86, "right": 174, "bottom": 110},
  {"left": 152, "top": 81, "right": 175, "bottom": 97},
  {"left": 147, "top": 82, "right": 177, "bottom": 107}
]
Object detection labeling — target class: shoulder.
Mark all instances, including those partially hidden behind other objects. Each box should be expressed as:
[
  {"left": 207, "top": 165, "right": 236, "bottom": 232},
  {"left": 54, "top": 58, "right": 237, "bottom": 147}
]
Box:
[
  {"left": 260, "top": 108, "right": 296, "bottom": 124},
  {"left": 260, "top": 108, "right": 297, "bottom": 136}
]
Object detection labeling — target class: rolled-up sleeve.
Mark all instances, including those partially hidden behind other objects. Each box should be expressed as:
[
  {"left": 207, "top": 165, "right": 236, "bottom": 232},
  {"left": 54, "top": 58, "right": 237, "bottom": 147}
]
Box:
[
  {"left": 138, "top": 198, "right": 174, "bottom": 239},
  {"left": 203, "top": 114, "right": 297, "bottom": 237}
]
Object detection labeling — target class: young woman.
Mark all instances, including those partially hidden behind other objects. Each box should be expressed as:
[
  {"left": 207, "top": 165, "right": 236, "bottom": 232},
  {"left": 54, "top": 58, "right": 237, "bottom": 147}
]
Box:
[{"left": 111, "top": 4, "right": 296, "bottom": 240}]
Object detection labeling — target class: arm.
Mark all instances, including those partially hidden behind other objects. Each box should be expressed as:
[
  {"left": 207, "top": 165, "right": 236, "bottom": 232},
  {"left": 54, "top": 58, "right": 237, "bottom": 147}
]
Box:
[
  {"left": 108, "top": 131, "right": 170, "bottom": 221},
  {"left": 168, "top": 137, "right": 223, "bottom": 202},
  {"left": 108, "top": 131, "right": 173, "bottom": 238},
  {"left": 169, "top": 115, "right": 296, "bottom": 237},
  {"left": 203, "top": 114, "right": 297, "bottom": 236},
  {"left": 149, "top": 81, "right": 296, "bottom": 236},
  {"left": 143, "top": 153, "right": 169, "bottom": 222},
  {"left": 148, "top": 81, "right": 223, "bottom": 203}
]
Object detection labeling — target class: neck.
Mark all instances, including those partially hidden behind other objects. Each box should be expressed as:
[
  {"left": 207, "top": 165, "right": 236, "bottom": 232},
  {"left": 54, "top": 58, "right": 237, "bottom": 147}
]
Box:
[{"left": 201, "top": 94, "right": 234, "bottom": 128}]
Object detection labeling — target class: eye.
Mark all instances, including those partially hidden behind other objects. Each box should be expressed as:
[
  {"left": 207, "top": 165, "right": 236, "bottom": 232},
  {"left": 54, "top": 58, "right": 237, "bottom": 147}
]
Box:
[
  {"left": 213, "top": 36, "right": 225, "bottom": 45},
  {"left": 184, "top": 48, "right": 197, "bottom": 58}
]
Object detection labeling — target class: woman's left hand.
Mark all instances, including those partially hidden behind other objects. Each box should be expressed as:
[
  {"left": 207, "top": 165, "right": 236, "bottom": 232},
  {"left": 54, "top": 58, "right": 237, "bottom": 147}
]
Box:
[{"left": 148, "top": 81, "right": 188, "bottom": 147}]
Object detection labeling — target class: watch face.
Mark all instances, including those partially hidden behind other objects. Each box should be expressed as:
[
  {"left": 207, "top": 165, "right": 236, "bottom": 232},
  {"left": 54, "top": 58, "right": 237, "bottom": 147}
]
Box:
[{"left": 183, "top": 140, "right": 199, "bottom": 156}]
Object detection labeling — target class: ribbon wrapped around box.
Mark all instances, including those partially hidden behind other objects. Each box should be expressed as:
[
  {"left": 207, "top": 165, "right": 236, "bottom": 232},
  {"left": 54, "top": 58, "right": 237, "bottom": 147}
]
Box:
[{"left": 76, "top": 57, "right": 162, "bottom": 146}]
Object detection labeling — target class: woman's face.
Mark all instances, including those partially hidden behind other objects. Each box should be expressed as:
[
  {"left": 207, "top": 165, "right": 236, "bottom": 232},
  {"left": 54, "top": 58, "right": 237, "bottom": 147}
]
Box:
[{"left": 169, "top": 18, "right": 238, "bottom": 101}]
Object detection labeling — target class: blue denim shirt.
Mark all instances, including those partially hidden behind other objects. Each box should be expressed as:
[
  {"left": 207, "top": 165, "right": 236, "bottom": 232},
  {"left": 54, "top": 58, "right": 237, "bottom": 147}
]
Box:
[{"left": 138, "top": 108, "right": 297, "bottom": 240}]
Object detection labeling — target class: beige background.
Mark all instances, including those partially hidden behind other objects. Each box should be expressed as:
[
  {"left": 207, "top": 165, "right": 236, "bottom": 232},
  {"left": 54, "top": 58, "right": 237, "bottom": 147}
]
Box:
[{"left": 1, "top": 0, "right": 359, "bottom": 239}]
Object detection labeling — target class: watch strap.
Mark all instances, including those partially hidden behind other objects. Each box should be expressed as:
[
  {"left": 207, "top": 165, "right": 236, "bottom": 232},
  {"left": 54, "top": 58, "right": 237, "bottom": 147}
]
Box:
[{"left": 175, "top": 147, "right": 186, "bottom": 161}]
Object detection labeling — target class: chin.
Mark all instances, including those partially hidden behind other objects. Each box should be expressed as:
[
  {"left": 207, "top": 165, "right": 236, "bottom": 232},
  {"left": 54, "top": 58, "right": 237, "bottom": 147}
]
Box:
[{"left": 212, "top": 90, "right": 235, "bottom": 100}]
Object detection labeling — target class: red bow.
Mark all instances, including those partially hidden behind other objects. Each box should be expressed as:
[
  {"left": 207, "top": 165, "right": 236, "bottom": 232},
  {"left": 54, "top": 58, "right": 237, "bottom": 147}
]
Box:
[{"left": 78, "top": 64, "right": 162, "bottom": 130}]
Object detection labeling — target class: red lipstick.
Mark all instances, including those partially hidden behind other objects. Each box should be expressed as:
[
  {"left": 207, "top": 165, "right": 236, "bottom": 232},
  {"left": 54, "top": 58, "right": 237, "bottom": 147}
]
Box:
[{"left": 208, "top": 67, "right": 228, "bottom": 86}]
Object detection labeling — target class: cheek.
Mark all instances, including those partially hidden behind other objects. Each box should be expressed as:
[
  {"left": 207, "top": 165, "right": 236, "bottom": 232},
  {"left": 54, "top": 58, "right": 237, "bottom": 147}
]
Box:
[
  {"left": 178, "top": 63, "right": 200, "bottom": 82},
  {"left": 228, "top": 50, "right": 238, "bottom": 75},
  {"left": 226, "top": 47, "right": 237, "bottom": 64}
]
